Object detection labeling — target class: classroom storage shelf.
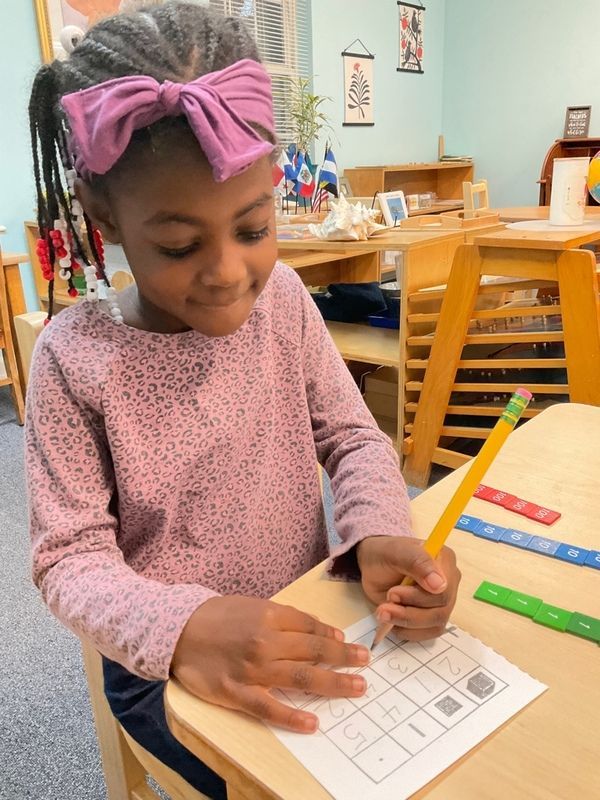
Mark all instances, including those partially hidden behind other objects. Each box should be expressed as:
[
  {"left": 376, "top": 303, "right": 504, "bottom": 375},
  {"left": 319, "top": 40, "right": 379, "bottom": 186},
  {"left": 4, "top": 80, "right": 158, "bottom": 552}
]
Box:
[{"left": 344, "top": 161, "right": 474, "bottom": 212}]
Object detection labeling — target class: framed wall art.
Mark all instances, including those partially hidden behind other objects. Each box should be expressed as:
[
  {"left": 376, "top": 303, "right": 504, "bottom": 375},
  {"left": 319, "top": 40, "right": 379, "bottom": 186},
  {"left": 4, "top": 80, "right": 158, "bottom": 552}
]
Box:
[
  {"left": 398, "top": 1, "right": 425, "bottom": 74},
  {"left": 563, "top": 105, "right": 592, "bottom": 138},
  {"left": 34, "top": 0, "right": 141, "bottom": 61},
  {"left": 342, "top": 39, "right": 375, "bottom": 127}
]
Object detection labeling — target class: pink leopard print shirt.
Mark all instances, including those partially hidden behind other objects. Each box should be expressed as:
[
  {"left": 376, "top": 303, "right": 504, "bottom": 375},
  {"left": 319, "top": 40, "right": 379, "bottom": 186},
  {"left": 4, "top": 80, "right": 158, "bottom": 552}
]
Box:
[{"left": 26, "top": 263, "right": 411, "bottom": 681}]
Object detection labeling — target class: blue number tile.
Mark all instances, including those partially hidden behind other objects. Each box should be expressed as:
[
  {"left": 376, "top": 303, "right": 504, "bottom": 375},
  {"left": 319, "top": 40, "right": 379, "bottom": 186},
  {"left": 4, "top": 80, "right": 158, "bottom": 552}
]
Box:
[
  {"left": 526, "top": 536, "right": 560, "bottom": 556},
  {"left": 584, "top": 550, "right": 600, "bottom": 570},
  {"left": 455, "top": 515, "right": 482, "bottom": 533},
  {"left": 474, "top": 521, "right": 506, "bottom": 542},
  {"left": 499, "top": 529, "right": 533, "bottom": 549},
  {"left": 554, "top": 543, "right": 590, "bottom": 566}
]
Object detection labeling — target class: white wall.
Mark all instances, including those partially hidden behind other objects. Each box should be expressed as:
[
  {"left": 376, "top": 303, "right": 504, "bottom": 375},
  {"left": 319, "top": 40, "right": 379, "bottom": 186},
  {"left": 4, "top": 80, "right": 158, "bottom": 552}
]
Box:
[
  {"left": 442, "top": 0, "right": 600, "bottom": 207},
  {"left": 311, "top": 0, "right": 447, "bottom": 172}
]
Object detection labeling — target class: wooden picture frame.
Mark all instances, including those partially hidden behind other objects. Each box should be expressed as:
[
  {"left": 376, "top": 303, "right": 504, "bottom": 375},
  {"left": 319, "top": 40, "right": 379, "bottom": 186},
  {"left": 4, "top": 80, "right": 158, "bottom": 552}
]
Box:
[
  {"left": 33, "top": 0, "right": 124, "bottom": 62},
  {"left": 338, "top": 176, "right": 354, "bottom": 197},
  {"left": 378, "top": 190, "right": 409, "bottom": 226},
  {"left": 563, "top": 105, "right": 591, "bottom": 139}
]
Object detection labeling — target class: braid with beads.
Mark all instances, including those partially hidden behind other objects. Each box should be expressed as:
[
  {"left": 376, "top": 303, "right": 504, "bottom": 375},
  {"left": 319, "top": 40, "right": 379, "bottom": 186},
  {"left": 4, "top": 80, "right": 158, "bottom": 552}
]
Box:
[{"left": 29, "top": 1, "right": 270, "bottom": 322}]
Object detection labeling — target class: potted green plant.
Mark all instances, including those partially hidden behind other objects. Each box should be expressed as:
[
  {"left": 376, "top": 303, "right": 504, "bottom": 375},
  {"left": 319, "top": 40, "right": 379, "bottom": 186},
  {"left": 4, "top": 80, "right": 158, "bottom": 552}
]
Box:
[{"left": 289, "top": 78, "right": 333, "bottom": 154}]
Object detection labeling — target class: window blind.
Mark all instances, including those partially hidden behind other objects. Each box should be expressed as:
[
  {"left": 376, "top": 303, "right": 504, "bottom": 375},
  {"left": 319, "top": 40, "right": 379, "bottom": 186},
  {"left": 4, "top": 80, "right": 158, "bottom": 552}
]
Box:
[{"left": 208, "top": 0, "right": 311, "bottom": 146}]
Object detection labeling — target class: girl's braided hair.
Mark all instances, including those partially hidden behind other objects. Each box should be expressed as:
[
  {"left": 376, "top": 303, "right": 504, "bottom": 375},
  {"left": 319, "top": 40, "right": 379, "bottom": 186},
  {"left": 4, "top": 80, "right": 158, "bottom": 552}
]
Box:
[{"left": 29, "top": 1, "right": 269, "bottom": 321}]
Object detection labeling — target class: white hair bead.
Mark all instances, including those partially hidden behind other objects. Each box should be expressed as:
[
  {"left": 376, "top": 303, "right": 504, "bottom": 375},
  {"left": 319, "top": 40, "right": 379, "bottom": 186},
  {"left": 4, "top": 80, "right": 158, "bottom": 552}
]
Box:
[{"left": 59, "top": 269, "right": 70, "bottom": 280}]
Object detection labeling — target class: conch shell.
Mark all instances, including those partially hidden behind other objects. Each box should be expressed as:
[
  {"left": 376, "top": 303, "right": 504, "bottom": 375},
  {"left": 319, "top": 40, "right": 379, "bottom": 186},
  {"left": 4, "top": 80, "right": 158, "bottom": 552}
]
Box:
[{"left": 308, "top": 194, "right": 385, "bottom": 241}]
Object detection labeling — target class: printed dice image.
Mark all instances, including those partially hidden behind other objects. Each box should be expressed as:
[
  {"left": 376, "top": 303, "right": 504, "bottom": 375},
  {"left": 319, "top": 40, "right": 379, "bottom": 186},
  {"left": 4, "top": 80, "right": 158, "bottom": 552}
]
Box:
[
  {"left": 434, "top": 695, "right": 463, "bottom": 717},
  {"left": 466, "top": 671, "right": 495, "bottom": 699}
]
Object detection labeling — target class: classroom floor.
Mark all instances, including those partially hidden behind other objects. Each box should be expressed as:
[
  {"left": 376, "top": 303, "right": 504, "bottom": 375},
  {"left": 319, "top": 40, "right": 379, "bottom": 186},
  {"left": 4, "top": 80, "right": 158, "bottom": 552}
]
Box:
[{"left": 0, "top": 385, "right": 420, "bottom": 799}]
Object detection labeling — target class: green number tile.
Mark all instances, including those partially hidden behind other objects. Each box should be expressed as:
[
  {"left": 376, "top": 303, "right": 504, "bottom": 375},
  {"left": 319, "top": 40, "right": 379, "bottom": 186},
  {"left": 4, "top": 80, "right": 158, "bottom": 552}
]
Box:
[
  {"left": 502, "top": 591, "right": 543, "bottom": 618},
  {"left": 566, "top": 612, "right": 600, "bottom": 643},
  {"left": 473, "top": 581, "right": 512, "bottom": 607},
  {"left": 532, "top": 603, "right": 573, "bottom": 632}
]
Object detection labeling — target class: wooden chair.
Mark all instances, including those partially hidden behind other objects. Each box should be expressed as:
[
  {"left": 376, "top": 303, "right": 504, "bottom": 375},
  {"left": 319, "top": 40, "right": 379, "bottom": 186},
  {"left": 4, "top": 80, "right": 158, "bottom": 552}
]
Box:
[
  {"left": 462, "top": 179, "right": 489, "bottom": 219},
  {"left": 402, "top": 241, "right": 600, "bottom": 487},
  {"left": 80, "top": 638, "right": 210, "bottom": 800},
  {"left": 0, "top": 247, "right": 26, "bottom": 424}
]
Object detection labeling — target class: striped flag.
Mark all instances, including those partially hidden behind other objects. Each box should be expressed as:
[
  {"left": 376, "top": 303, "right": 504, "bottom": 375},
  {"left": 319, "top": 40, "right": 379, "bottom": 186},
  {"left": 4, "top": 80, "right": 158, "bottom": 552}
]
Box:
[{"left": 319, "top": 146, "right": 339, "bottom": 197}]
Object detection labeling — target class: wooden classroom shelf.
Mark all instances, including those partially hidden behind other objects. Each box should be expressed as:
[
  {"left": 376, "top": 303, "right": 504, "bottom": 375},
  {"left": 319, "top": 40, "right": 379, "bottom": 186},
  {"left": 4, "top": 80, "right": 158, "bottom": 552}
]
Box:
[
  {"left": 406, "top": 357, "right": 568, "bottom": 370},
  {"left": 326, "top": 322, "right": 399, "bottom": 367},
  {"left": 408, "top": 303, "right": 561, "bottom": 325},
  {"left": 405, "top": 381, "right": 569, "bottom": 394},
  {"left": 344, "top": 161, "right": 474, "bottom": 206},
  {"left": 405, "top": 401, "right": 544, "bottom": 419},
  {"left": 405, "top": 422, "right": 491, "bottom": 440},
  {"left": 408, "top": 330, "right": 565, "bottom": 347}
]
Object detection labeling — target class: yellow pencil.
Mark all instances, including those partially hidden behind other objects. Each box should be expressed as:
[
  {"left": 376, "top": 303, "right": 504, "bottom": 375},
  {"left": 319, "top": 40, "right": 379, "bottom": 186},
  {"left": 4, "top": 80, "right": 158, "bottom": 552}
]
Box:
[{"left": 371, "top": 388, "right": 533, "bottom": 650}]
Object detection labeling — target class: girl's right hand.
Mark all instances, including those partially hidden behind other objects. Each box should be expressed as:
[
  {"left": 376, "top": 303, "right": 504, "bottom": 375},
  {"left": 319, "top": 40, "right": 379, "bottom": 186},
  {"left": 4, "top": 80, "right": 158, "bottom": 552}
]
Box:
[{"left": 170, "top": 595, "right": 370, "bottom": 733}]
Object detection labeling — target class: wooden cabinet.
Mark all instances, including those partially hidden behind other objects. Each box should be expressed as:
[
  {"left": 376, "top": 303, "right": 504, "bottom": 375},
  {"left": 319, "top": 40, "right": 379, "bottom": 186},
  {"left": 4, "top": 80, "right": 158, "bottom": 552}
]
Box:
[
  {"left": 538, "top": 137, "right": 600, "bottom": 205},
  {"left": 343, "top": 162, "right": 474, "bottom": 216}
]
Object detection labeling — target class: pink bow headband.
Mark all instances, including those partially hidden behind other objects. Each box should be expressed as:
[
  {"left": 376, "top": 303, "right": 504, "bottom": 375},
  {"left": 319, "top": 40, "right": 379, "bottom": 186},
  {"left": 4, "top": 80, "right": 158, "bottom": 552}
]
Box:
[{"left": 61, "top": 58, "right": 276, "bottom": 182}]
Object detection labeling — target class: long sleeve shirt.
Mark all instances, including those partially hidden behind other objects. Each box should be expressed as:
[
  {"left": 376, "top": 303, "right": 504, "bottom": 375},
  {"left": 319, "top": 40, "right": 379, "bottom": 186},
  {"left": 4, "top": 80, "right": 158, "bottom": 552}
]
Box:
[{"left": 25, "top": 262, "right": 412, "bottom": 681}]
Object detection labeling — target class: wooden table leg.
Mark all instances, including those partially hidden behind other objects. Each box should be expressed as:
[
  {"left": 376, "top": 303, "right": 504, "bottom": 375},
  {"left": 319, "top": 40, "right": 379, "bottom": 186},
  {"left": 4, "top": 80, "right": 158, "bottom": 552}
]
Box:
[
  {"left": 402, "top": 245, "right": 481, "bottom": 488},
  {"left": 558, "top": 248, "right": 600, "bottom": 404}
]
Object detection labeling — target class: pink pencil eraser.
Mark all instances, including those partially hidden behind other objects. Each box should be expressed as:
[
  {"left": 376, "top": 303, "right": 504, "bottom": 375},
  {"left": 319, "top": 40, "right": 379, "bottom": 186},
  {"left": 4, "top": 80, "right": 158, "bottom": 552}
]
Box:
[{"left": 516, "top": 388, "right": 533, "bottom": 401}]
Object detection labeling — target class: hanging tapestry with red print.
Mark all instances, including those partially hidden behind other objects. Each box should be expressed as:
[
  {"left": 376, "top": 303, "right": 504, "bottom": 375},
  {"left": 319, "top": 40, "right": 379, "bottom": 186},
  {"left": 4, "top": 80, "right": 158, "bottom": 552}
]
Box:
[{"left": 398, "top": 1, "right": 425, "bottom": 74}]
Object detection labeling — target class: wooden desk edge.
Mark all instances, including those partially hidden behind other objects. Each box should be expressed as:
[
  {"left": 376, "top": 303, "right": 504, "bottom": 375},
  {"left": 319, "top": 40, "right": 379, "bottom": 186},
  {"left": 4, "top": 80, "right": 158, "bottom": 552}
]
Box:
[{"left": 165, "top": 687, "right": 282, "bottom": 800}]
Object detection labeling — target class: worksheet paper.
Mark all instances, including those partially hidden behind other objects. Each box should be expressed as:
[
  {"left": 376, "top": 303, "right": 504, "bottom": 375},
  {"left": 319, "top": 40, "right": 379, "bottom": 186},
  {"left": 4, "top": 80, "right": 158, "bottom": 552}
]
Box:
[{"left": 271, "top": 617, "right": 546, "bottom": 799}]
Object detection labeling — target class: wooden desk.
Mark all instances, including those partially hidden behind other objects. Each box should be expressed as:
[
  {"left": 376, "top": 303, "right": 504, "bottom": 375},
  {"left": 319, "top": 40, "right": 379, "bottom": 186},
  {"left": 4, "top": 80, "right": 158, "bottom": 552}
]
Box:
[
  {"left": 165, "top": 403, "right": 600, "bottom": 800},
  {"left": 279, "top": 230, "right": 464, "bottom": 454},
  {"left": 475, "top": 223, "right": 600, "bottom": 251},
  {"left": 277, "top": 247, "right": 380, "bottom": 287},
  {"left": 495, "top": 206, "right": 600, "bottom": 223}
]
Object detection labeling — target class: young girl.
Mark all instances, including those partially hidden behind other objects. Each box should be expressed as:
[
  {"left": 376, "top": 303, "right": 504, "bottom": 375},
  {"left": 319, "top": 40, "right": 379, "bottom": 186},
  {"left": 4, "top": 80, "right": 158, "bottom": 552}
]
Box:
[{"left": 26, "top": 4, "right": 460, "bottom": 797}]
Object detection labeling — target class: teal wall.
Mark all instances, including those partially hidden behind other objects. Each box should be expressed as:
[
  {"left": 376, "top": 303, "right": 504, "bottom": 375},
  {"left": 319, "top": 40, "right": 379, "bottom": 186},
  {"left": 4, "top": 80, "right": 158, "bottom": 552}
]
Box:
[
  {"left": 311, "top": 0, "right": 447, "bottom": 171},
  {"left": 7, "top": 0, "right": 600, "bottom": 305},
  {"left": 0, "top": 1, "right": 41, "bottom": 311},
  {"left": 442, "top": 0, "right": 600, "bottom": 207}
]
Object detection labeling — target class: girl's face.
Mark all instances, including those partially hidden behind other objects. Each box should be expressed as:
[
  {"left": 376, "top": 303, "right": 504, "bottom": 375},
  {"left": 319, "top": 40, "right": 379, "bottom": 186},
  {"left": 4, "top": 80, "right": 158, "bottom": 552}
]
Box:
[{"left": 78, "top": 128, "right": 278, "bottom": 337}]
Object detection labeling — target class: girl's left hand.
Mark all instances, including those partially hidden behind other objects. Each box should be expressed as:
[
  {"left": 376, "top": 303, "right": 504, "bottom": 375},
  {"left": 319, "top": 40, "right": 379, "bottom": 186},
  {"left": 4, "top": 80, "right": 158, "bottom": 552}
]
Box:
[{"left": 356, "top": 536, "right": 461, "bottom": 640}]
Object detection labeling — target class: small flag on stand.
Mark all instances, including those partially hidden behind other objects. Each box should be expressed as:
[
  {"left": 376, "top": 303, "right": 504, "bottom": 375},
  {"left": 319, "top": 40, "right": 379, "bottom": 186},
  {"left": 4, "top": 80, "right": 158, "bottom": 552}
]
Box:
[
  {"left": 312, "top": 145, "right": 339, "bottom": 211},
  {"left": 319, "top": 146, "right": 339, "bottom": 197},
  {"left": 272, "top": 149, "right": 292, "bottom": 195},
  {"left": 295, "top": 151, "right": 316, "bottom": 208}
]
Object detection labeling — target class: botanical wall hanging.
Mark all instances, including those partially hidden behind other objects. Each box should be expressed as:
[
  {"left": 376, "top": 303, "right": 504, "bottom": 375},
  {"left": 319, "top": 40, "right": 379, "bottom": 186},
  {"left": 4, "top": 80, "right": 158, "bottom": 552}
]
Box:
[
  {"left": 342, "top": 39, "right": 375, "bottom": 127},
  {"left": 398, "top": 1, "right": 425, "bottom": 74}
]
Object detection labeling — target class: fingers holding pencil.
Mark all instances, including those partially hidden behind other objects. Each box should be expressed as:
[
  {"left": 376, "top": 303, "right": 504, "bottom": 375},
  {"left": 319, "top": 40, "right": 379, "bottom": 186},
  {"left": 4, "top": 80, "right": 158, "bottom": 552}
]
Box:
[{"left": 375, "top": 547, "right": 461, "bottom": 640}]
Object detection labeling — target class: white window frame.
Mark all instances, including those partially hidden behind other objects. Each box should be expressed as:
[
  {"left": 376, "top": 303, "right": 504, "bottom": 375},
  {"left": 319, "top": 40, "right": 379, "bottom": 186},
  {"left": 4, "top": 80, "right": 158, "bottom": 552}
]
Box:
[{"left": 209, "top": 0, "right": 311, "bottom": 146}]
